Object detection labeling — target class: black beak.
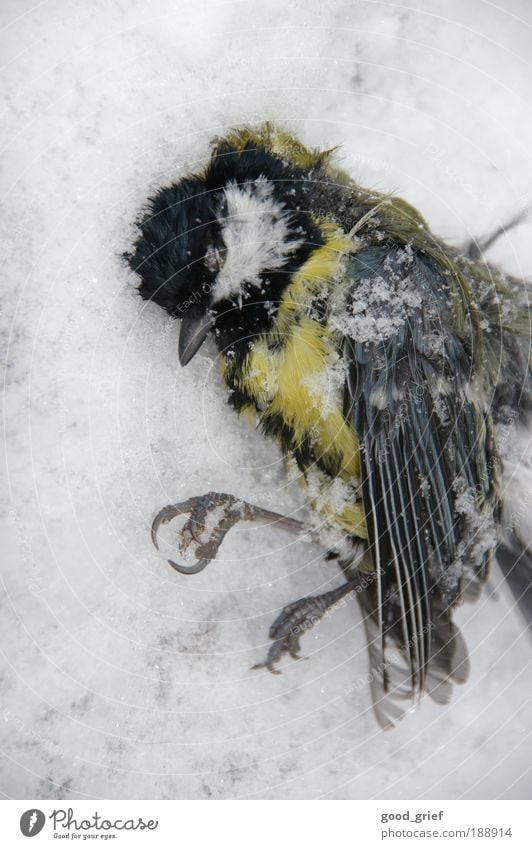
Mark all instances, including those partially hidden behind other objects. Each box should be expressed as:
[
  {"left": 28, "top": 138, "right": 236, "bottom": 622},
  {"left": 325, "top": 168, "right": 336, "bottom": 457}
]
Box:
[{"left": 178, "top": 310, "right": 214, "bottom": 366}]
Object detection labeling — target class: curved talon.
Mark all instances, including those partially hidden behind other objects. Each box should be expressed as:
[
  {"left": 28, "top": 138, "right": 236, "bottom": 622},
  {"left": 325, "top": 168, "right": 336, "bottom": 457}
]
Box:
[
  {"left": 180, "top": 523, "right": 203, "bottom": 549},
  {"left": 167, "top": 557, "right": 211, "bottom": 575},
  {"left": 151, "top": 500, "right": 213, "bottom": 573},
  {"left": 287, "top": 639, "right": 303, "bottom": 660},
  {"left": 251, "top": 661, "right": 282, "bottom": 675},
  {"left": 151, "top": 501, "right": 193, "bottom": 550}
]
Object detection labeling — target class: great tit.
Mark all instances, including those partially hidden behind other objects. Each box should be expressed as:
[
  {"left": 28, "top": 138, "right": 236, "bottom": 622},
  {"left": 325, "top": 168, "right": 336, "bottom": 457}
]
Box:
[{"left": 126, "top": 124, "right": 531, "bottom": 727}]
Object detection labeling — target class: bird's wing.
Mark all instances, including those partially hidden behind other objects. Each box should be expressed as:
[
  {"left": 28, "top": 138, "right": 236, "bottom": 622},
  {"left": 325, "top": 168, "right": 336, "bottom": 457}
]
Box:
[{"left": 339, "top": 243, "right": 499, "bottom": 713}]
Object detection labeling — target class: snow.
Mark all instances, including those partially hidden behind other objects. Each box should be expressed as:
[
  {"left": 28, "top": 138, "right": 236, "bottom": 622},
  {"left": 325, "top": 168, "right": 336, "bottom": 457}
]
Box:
[{"left": 1, "top": 0, "right": 531, "bottom": 800}]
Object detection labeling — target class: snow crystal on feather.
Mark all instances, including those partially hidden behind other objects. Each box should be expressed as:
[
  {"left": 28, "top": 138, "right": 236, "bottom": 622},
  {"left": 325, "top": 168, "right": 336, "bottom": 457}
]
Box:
[
  {"left": 328, "top": 247, "right": 424, "bottom": 344},
  {"left": 440, "top": 477, "right": 497, "bottom": 594},
  {"left": 303, "top": 468, "right": 362, "bottom": 560},
  {"left": 300, "top": 350, "right": 346, "bottom": 419},
  {"left": 211, "top": 177, "right": 304, "bottom": 304}
]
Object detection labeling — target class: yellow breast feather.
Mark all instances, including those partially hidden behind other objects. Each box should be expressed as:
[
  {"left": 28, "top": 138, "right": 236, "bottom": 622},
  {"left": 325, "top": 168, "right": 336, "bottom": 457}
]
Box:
[{"left": 223, "top": 223, "right": 368, "bottom": 540}]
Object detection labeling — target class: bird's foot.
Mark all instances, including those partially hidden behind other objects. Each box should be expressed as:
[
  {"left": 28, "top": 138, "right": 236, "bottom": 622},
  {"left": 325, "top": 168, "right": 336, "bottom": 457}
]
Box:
[
  {"left": 151, "top": 491, "right": 304, "bottom": 575},
  {"left": 252, "top": 581, "right": 356, "bottom": 673}
]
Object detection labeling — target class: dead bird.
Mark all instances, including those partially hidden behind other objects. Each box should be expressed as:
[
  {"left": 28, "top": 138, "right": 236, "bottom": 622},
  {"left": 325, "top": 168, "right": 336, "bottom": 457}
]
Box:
[{"left": 126, "top": 124, "right": 531, "bottom": 726}]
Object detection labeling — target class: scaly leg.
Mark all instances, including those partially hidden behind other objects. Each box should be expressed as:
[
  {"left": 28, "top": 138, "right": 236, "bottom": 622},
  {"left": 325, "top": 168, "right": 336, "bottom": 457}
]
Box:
[{"left": 252, "top": 581, "right": 357, "bottom": 673}]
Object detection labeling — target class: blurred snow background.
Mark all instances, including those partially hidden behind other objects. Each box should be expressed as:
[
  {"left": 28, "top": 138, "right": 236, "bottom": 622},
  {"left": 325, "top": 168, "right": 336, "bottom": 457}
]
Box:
[{"left": 1, "top": 0, "right": 531, "bottom": 800}]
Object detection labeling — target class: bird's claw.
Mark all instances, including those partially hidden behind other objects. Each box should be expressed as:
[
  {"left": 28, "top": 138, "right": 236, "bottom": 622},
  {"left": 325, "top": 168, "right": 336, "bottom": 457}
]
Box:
[
  {"left": 151, "top": 491, "right": 304, "bottom": 576},
  {"left": 151, "top": 492, "right": 242, "bottom": 574},
  {"left": 252, "top": 582, "right": 356, "bottom": 673},
  {"left": 251, "top": 631, "right": 308, "bottom": 674}
]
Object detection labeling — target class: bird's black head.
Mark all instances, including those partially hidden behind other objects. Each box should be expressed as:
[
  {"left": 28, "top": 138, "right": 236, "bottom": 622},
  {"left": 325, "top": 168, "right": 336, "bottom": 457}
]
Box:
[{"left": 126, "top": 142, "right": 323, "bottom": 364}]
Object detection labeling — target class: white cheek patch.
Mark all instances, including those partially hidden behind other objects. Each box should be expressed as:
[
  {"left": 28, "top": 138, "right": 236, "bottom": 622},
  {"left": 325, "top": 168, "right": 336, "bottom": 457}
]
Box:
[{"left": 211, "top": 177, "right": 304, "bottom": 305}]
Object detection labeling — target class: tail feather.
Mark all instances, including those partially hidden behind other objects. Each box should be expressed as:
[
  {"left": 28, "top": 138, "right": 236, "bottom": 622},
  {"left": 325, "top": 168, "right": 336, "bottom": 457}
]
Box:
[
  {"left": 360, "top": 594, "right": 416, "bottom": 728},
  {"left": 425, "top": 603, "right": 470, "bottom": 705},
  {"left": 356, "top": 583, "right": 471, "bottom": 727}
]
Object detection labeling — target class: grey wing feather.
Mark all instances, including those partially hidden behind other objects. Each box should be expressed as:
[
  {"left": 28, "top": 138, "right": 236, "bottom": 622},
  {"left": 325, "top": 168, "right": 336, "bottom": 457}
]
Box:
[{"left": 342, "top": 243, "right": 499, "bottom": 717}]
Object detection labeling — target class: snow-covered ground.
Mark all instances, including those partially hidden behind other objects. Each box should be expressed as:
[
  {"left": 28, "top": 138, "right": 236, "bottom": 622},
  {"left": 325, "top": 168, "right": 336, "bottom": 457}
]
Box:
[{"left": 1, "top": 0, "right": 531, "bottom": 799}]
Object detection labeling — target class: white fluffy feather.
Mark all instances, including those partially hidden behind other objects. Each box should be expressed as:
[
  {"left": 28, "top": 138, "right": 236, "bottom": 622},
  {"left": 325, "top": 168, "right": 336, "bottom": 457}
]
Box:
[{"left": 211, "top": 177, "right": 303, "bottom": 304}]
